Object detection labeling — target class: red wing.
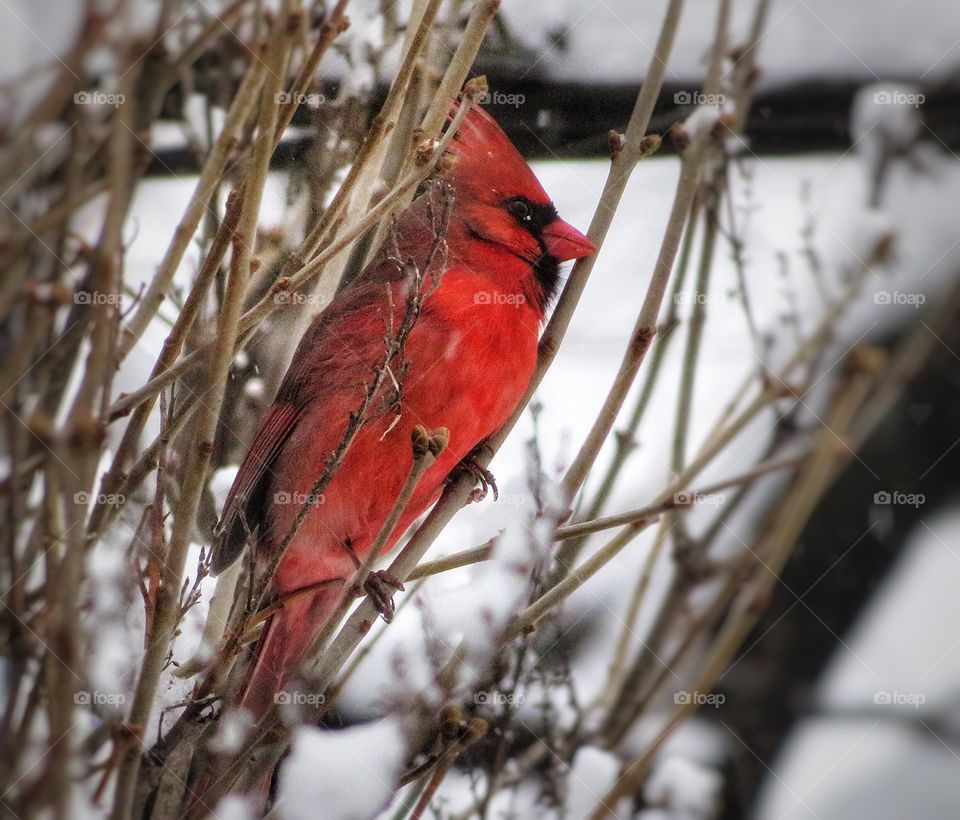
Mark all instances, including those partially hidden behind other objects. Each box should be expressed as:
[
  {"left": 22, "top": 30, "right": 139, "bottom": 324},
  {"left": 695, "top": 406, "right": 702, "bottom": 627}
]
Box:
[
  {"left": 210, "top": 401, "right": 302, "bottom": 574},
  {"left": 210, "top": 273, "right": 403, "bottom": 574}
]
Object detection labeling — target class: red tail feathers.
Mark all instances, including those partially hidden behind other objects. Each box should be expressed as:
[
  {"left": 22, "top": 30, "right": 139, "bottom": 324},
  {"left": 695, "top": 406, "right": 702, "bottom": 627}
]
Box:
[{"left": 239, "top": 585, "right": 343, "bottom": 723}]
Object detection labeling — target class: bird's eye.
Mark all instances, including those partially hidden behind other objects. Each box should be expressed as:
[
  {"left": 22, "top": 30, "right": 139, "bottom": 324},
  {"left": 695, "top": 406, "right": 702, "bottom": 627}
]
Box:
[{"left": 507, "top": 198, "right": 532, "bottom": 222}]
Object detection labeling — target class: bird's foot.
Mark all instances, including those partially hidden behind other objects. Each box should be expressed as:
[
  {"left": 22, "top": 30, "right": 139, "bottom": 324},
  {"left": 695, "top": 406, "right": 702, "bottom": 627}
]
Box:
[
  {"left": 453, "top": 449, "right": 498, "bottom": 504},
  {"left": 361, "top": 570, "right": 405, "bottom": 622}
]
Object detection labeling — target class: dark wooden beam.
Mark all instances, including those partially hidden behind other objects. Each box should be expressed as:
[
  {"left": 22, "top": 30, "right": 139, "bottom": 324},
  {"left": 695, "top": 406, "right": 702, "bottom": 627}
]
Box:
[{"left": 139, "top": 76, "right": 960, "bottom": 176}]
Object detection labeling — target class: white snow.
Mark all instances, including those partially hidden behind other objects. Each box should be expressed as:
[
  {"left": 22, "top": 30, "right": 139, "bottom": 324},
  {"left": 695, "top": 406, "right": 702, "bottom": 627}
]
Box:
[
  {"left": 567, "top": 746, "right": 624, "bottom": 818},
  {"left": 210, "top": 466, "right": 240, "bottom": 511},
  {"left": 275, "top": 719, "right": 406, "bottom": 820},
  {"left": 850, "top": 81, "right": 926, "bottom": 176},
  {"left": 683, "top": 105, "right": 724, "bottom": 142},
  {"left": 212, "top": 794, "right": 257, "bottom": 820},
  {"left": 645, "top": 754, "right": 723, "bottom": 818},
  {"left": 851, "top": 82, "right": 924, "bottom": 154},
  {"left": 207, "top": 708, "right": 253, "bottom": 755},
  {"left": 499, "top": 0, "right": 960, "bottom": 85},
  {"left": 756, "top": 511, "right": 960, "bottom": 819}
]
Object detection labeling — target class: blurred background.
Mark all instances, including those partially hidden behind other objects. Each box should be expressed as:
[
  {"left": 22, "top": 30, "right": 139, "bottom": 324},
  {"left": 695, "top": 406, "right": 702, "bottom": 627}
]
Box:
[{"left": 3, "top": 1, "right": 960, "bottom": 818}]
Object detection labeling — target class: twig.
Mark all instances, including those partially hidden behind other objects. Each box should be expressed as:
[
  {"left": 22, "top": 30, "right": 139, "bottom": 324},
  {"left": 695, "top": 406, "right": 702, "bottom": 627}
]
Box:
[
  {"left": 591, "top": 357, "right": 873, "bottom": 816},
  {"left": 305, "top": 0, "right": 688, "bottom": 695},
  {"left": 107, "top": 82, "right": 485, "bottom": 423},
  {"left": 398, "top": 451, "right": 805, "bottom": 585},
  {"left": 306, "top": 426, "right": 446, "bottom": 660},
  {"left": 107, "top": 8, "right": 297, "bottom": 816},
  {"left": 116, "top": 52, "right": 267, "bottom": 361},
  {"left": 86, "top": 189, "right": 245, "bottom": 543}
]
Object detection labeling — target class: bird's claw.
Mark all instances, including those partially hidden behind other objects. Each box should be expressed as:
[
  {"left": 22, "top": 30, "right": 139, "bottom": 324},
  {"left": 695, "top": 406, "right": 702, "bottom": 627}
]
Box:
[
  {"left": 362, "top": 570, "right": 405, "bottom": 622},
  {"left": 456, "top": 452, "right": 498, "bottom": 504}
]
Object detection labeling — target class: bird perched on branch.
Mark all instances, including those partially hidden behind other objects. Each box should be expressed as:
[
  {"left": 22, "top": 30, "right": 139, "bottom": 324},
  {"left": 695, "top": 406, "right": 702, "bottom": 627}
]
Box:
[{"left": 211, "top": 101, "right": 595, "bottom": 723}]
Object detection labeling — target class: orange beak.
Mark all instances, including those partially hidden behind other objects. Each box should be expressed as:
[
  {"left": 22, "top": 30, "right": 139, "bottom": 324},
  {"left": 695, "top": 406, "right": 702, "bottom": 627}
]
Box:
[{"left": 542, "top": 219, "right": 596, "bottom": 262}]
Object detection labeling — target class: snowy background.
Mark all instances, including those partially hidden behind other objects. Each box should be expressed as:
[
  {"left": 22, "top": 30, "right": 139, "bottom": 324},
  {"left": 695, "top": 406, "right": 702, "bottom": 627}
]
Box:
[{"left": 5, "top": 0, "right": 960, "bottom": 817}]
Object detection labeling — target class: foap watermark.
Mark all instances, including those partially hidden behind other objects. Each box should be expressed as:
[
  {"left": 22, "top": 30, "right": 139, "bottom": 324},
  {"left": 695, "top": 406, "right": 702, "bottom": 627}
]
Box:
[
  {"left": 274, "top": 491, "right": 325, "bottom": 506},
  {"left": 274, "top": 690, "right": 325, "bottom": 707},
  {"left": 874, "top": 490, "right": 924, "bottom": 508},
  {"left": 274, "top": 290, "right": 323, "bottom": 307},
  {"left": 674, "top": 690, "right": 725, "bottom": 708},
  {"left": 474, "top": 291, "right": 526, "bottom": 308},
  {"left": 74, "top": 491, "right": 125, "bottom": 507},
  {"left": 673, "top": 290, "right": 731, "bottom": 306},
  {"left": 476, "top": 90, "right": 526, "bottom": 108},
  {"left": 673, "top": 490, "right": 726, "bottom": 508},
  {"left": 75, "top": 690, "right": 126, "bottom": 706},
  {"left": 74, "top": 90, "right": 125, "bottom": 108},
  {"left": 873, "top": 90, "right": 925, "bottom": 108},
  {"left": 874, "top": 290, "right": 925, "bottom": 308},
  {"left": 474, "top": 690, "right": 524, "bottom": 706},
  {"left": 275, "top": 91, "right": 325, "bottom": 108},
  {"left": 674, "top": 90, "right": 726, "bottom": 107},
  {"left": 874, "top": 690, "right": 925, "bottom": 708},
  {"left": 74, "top": 290, "right": 123, "bottom": 306}
]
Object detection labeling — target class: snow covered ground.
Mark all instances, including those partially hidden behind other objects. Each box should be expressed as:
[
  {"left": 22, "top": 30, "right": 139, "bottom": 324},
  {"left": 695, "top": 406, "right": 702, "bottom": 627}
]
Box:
[{"left": 755, "top": 510, "right": 960, "bottom": 820}]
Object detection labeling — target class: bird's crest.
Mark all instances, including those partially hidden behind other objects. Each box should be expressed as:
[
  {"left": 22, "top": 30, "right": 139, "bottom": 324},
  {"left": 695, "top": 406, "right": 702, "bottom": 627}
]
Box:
[{"left": 442, "top": 100, "right": 551, "bottom": 206}]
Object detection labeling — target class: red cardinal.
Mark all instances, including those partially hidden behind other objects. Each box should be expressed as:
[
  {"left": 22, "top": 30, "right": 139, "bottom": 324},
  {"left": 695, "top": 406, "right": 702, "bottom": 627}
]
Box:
[{"left": 211, "top": 103, "right": 595, "bottom": 721}]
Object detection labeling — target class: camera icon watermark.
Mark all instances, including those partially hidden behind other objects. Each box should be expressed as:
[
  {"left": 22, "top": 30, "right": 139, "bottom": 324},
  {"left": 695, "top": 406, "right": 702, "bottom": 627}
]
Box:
[
  {"left": 873, "top": 490, "right": 925, "bottom": 508},
  {"left": 274, "top": 290, "right": 322, "bottom": 306},
  {"left": 474, "top": 690, "right": 523, "bottom": 706},
  {"left": 874, "top": 689, "right": 925, "bottom": 708},
  {"left": 674, "top": 90, "right": 726, "bottom": 106},
  {"left": 476, "top": 90, "right": 526, "bottom": 108},
  {"left": 673, "top": 491, "right": 726, "bottom": 508},
  {"left": 673, "top": 290, "right": 729, "bottom": 305},
  {"left": 74, "top": 291, "right": 123, "bottom": 306},
  {"left": 73, "top": 491, "right": 125, "bottom": 507},
  {"left": 273, "top": 490, "right": 325, "bottom": 506},
  {"left": 474, "top": 291, "right": 526, "bottom": 308},
  {"left": 874, "top": 290, "right": 926, "bottom": 308},
  {"left": 275, "top": 91, "right": 325, "bottom": 108},
  {"left": 75, "top": 690, "right": 126, "bottom": 706},
  {"left": 873, "top": 90, "right": 925, "bottom": 108},
  {"left": 274, "top": 690, "right": 325, "bottom": 706},
  {"left": 673, "top": 690, "right": 725, "bottom": 708},
  {"left": 74, "top": 90, "right": 125, "bottom": 108}
]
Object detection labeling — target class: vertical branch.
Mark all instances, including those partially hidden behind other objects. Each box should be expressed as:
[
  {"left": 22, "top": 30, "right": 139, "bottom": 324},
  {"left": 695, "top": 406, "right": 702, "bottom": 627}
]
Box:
[
  {"left": 108, "top": 6, "right": 297, "bottom": 817},
  {"left": 553, "top": 136, "right": 706, "bottom": 568},
  {"left": 310, "top": 3, "right": 689, "bottom": 683},
  {"left": 591, "top": 363, "right": 874, "bottom": 816},
  {"left": 45, "top": 47, "right": 142, "bottom": 820},
  {"left": 116, "top": 56, "right": 268, "bottom": 361},
  {"left": 87, "top": 189, "right": 245, "bottom": 543}
]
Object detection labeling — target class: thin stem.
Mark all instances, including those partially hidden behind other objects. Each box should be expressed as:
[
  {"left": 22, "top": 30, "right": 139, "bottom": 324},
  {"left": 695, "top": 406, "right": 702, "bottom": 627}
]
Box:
[
  {"left": 307, "top": 427, "right": 444, "bottom": 660},
  {"left": 592, "top": 365, "right": 872, "bottom": 815},
  {"left": 107, "top": 83, "right": 485, "bottom": 423},
  {"left": 116, "top": 56, "right": 267, "bottom": 361},
  {"left": 108, "top": 8, "right": 296, "bottom": 816}
]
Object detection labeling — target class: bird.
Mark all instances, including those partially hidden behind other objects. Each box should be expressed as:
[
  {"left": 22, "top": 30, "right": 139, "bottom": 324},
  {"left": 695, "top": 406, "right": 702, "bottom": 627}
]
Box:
[{"left": 210, "top": 101, "right": 596, "bottom": 723}]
